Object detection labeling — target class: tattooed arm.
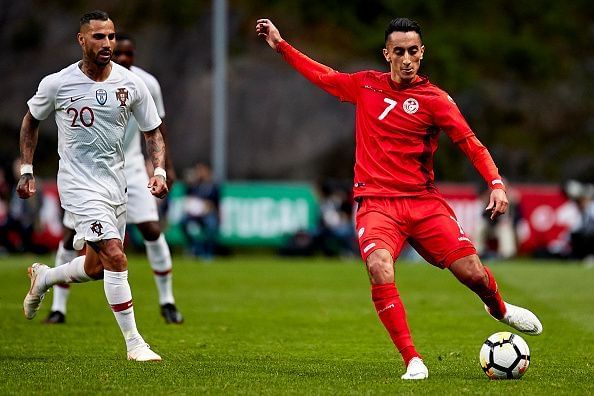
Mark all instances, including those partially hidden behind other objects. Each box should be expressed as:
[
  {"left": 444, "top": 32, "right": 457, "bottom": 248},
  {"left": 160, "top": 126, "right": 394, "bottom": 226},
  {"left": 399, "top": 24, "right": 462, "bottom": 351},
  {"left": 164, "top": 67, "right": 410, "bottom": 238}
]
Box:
[
  {"left": 143, "top": 126, "right": 169, "bottom": 199},
  {"left": 17, "top": 111, "right": 40, "bottom": 199},
  {"left": 156, "top": 120, "right": 176, "bottom": 189}
]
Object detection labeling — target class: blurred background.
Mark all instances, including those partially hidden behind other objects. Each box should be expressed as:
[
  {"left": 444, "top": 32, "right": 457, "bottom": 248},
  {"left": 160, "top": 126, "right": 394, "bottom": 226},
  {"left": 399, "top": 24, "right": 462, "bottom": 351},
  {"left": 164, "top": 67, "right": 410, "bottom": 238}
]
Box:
[{"left": 1, "top": 0, "right": 593, "bottom": 261}]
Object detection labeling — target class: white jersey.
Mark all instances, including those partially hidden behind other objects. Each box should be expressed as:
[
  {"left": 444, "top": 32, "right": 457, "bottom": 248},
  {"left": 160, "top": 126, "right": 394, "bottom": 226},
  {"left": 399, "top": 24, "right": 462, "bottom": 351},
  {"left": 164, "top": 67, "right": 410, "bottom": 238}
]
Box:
[
  {"left": 27, "top": 61, "right": 161, "bottom": 211},
  {"left": 123, "top": 65, "right": 166, "bottom": 165}
]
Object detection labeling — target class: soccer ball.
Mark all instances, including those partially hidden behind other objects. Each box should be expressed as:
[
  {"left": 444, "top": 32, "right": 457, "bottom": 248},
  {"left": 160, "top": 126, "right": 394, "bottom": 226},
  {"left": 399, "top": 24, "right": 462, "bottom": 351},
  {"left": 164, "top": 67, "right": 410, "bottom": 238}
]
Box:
[{"left": 479, "top": 331, "right": 530, "bottom": 379}]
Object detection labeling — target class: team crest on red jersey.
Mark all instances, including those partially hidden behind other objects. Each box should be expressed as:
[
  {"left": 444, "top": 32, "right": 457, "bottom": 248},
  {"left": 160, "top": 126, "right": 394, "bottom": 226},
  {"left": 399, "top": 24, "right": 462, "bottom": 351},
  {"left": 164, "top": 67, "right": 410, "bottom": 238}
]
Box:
[
  {"left": 403, "top": 98, "right": 419, "bottom": 114},
  {"left": 115, "top": 88, "right": 129, "bottom": 106}
]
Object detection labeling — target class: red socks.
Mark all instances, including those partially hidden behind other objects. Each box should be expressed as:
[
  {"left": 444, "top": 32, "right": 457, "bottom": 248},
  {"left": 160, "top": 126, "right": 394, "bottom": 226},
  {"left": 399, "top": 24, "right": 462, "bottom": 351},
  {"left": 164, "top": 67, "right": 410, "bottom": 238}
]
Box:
[
  {"left": 479, "top": 266, "right": 506, "bottom": 320},
  {"left": 371, "top": 283, "right": 420, "bottom": 365}
]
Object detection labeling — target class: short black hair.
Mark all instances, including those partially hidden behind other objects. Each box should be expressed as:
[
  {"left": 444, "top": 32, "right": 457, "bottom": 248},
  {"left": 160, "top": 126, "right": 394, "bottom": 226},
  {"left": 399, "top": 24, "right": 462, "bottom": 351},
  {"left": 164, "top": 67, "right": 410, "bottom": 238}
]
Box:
[
  {"left": 115, "top": 32, "right": 135, "bottom": 44},
  {"left": 384, "top": 18, "right": 422, "bottom": 43},
  {"left": 80, "top": 10, "right": 109, "bottom": 27}
]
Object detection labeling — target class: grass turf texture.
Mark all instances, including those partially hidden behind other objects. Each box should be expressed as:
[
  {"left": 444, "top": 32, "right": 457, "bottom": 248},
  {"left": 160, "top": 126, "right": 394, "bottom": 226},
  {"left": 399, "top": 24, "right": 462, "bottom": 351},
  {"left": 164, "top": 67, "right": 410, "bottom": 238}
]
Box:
[{"left": 0, "top": 255, "right": 592, "bottom": 395}]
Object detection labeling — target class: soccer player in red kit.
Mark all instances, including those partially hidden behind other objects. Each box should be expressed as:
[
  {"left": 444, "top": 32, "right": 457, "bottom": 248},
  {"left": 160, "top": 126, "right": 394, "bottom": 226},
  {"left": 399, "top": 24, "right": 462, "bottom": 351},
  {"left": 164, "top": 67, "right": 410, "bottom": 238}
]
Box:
[{"left": 256, "top": 17, "right": 542, "bottom": 380}]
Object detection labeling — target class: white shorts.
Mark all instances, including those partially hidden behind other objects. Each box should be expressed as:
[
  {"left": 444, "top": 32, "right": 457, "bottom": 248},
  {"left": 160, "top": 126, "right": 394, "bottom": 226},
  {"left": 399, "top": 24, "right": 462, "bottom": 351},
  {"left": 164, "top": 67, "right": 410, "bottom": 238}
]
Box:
[
  {"left": 64, "top": 202, "right": 127, "bottom": 251},
  {"left": 124, "top": 159, "right": 159, "bottom": 224}
]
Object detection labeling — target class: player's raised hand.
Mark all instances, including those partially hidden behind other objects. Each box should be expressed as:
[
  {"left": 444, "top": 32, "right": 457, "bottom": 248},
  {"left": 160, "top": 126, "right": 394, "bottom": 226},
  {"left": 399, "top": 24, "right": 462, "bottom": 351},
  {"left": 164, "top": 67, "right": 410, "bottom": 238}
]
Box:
[
  {"left": 148, "top": 175, "right": 168, "bottom": 199},
  {"left": 485, "top": 188, "right": 508, "bottom": 220},
  {"left": 17, "top": 174, "right": 36, "bottom": 199},
  {"left": 256, "top": 19, "right": 283, "bottom": 50}
]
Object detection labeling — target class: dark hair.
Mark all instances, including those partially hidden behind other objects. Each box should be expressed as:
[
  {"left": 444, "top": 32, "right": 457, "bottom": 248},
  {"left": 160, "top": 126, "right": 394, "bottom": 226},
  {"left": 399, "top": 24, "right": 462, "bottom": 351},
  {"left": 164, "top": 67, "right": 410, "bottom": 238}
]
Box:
[
  {"left": 80, "top": 10, "right": 109, "bottom": 27},
  {"left": 384, "top": 18, "right": 422, "bottom": 43},
  {"left": 115, "top": 32, "right": 135, "bottom": 44}
]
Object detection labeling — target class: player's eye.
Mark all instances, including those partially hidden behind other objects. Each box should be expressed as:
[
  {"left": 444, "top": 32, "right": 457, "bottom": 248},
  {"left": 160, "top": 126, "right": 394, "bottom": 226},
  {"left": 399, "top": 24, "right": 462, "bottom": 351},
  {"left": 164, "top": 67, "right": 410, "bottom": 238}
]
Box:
[{"left": 108, "top": 33, "right": 115, "bottom": 40}]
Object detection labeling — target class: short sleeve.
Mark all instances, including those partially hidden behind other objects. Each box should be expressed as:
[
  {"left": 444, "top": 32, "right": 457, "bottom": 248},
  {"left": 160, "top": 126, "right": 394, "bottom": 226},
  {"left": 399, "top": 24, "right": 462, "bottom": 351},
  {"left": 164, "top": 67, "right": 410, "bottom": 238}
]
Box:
[
  {"left": 143, "top": 73, "right": 166, "bottom": 118},
  {"left": 130, "top": 77, "right": 162, "bottom": 132},
  {"left": 27, "top": 75, "right": 59, "bottom": 121},
  {"left": 432, "top": 93, "right": 474, "bottom": 142}
]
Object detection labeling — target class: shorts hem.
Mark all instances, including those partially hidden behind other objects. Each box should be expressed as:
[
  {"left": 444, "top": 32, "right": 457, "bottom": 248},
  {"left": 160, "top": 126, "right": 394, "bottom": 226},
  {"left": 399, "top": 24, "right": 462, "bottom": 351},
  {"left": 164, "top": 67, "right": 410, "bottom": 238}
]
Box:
[{"left": 442, "top": 247, "right": 477, "bottom": 268}]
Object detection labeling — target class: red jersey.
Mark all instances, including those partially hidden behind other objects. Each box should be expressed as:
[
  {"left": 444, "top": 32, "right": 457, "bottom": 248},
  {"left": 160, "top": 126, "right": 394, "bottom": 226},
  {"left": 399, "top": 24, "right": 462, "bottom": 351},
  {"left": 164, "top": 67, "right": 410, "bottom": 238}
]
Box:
[{"left": 277, "top": 41, "right": 504, "bottom": 198}]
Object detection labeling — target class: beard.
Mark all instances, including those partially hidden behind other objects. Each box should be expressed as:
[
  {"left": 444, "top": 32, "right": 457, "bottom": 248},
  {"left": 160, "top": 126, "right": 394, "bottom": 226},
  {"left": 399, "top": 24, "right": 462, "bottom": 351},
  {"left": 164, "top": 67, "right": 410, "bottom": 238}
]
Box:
[{"left": 86, "top": 48, "right": 112, "bottom": 67}]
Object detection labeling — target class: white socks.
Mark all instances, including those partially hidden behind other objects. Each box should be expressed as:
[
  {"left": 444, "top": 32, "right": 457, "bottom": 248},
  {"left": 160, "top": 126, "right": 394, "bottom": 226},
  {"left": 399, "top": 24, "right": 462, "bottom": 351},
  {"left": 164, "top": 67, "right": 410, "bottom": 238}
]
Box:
[
  {"left": 103, "top": 270, "right": 145, "bottom": 351},
  {"left": 145, "top": 234, "right": 175, "bottom": 305},
  {"left": 50, "top": 242, "right": 78, "bottom": 314},
  {"left": 43, "top": 255, "right": 91, "bottom": 290}
]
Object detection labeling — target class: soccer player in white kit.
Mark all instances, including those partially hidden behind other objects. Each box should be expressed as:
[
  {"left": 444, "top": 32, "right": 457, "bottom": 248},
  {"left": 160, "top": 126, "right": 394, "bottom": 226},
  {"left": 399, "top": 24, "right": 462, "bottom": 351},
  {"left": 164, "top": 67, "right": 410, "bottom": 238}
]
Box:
[
  {"left": 18, "top": 10, "right": 166, "bottom": 361},
  {"left": 44, "top": 33, "right": 183, "bottom": 325}
]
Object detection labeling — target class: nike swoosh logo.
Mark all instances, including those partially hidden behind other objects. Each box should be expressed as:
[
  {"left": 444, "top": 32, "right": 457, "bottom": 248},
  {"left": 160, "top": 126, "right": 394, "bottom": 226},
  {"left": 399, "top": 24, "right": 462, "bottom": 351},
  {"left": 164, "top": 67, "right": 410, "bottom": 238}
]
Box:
[{"left": 70, "top": 95, "right": 85, "bottom": 102}]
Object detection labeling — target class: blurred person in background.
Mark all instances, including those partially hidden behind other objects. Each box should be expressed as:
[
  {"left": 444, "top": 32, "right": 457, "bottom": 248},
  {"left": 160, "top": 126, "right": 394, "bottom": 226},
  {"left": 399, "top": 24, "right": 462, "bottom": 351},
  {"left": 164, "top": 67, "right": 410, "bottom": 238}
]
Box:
[
  {"left": 257, "top": 17, "right": 542, "bottom": 380},
  {"left": 18, "top": 10, "right": 167, "bottom": 361},
  {"left": 44, "top": 32, "right": 183, "bottom": 325},
  {"left": 317, "top": 180, "right": 357, "bottom": 257},
  {"left": 1, "top": 159, "right": 43, "bottom": 253},
  {"left": 475, "top": 179, "right": 521, "bottom": 260},
  {"left": 563, "top": 180, "right": 594, "bottom": 260},
  {"left": 182, "top": 162, "right": 219, "bottom": 260}
]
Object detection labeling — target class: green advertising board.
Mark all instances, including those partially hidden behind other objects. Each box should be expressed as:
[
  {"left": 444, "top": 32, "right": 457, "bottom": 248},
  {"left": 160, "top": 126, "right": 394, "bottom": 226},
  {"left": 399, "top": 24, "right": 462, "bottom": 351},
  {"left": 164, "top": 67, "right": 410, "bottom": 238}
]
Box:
[{"left": 219, "top": 182, "right": 319, "bottom": 246}]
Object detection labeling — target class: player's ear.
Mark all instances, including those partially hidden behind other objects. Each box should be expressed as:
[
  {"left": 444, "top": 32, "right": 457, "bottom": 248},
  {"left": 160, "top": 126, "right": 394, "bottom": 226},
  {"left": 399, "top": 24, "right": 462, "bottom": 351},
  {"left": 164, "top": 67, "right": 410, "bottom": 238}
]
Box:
[
  {"left": 77, "top": 32, "right": 84, "bottom": 47},
  {"left": 420, "top": 45, "right": 425, "bottom": 60},
  {"left": 382, "top": 48, "right": 390, "bottom": 63}
]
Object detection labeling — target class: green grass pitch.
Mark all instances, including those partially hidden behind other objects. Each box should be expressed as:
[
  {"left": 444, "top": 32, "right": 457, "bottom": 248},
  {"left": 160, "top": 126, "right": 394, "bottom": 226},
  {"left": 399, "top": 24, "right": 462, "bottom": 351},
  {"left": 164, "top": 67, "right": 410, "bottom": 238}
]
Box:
[{"left": 0, "top": 254, "right": 592, "bottom": 395}]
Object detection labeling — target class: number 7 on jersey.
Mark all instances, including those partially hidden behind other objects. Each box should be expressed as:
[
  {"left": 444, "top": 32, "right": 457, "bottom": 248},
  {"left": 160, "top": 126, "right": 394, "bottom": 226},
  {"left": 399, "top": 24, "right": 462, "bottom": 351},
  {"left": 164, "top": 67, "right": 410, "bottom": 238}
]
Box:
[{"left": 378, "top": 98, "right": 397, "bottom": 120}]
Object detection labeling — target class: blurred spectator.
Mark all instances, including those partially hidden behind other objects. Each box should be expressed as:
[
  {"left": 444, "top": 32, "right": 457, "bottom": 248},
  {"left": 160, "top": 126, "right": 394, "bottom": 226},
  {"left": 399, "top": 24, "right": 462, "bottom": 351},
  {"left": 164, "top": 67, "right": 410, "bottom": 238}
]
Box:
[
  {"left": 1, "top": 159, "right": 42, "bottom": 253},
  {"left": 182, "top": 162, "right": 220, "bottom": 259},
  {"left": 563, "top": 180, "right": 594, "bottom": 260},
  {"left": 317, "top": 180, "right": 357, "bottom": 257},
  {"left": 0, "top": 167, "right": 12, "bottom": 254},
  {"left": 475, "top": 180, "right": 521, "bottom": 260}
]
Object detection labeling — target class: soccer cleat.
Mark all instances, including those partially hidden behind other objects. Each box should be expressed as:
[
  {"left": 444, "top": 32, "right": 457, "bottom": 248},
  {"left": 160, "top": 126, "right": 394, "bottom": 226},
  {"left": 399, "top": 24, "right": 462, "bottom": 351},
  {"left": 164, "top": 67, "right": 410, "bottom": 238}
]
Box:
[
  {"left": 127, "top": 344, "right": 162, "bottom": 362},
  {"left": 401, "top": 357, "right": 429, "bottom": 380},
  {"left": 485, "top": 302, "right": 543, "bottom": 336},
  {"left": 44, "top": 311, "right": 66, "bottom": 324},
  {"left": 23, "top": 263, "right": 50, "bottom": 320},
  {"left": 160, "top": 303, "right": 184, "bottom": 324}
]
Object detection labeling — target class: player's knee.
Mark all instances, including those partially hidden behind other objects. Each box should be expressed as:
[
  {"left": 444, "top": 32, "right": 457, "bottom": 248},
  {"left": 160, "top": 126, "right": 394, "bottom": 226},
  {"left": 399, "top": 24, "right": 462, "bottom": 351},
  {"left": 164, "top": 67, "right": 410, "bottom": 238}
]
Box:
[
  {"left": 452, "top": 255, "right": 486, "bottom": 288},
  {"left": 138, "top": 221, "right": 161, "bottom": 241},
  {"left": 366, "top": 249, "right": 394, "bottom": 283},
  {"left": 101, "top": 241, "right": 128, "bottom": 271}
]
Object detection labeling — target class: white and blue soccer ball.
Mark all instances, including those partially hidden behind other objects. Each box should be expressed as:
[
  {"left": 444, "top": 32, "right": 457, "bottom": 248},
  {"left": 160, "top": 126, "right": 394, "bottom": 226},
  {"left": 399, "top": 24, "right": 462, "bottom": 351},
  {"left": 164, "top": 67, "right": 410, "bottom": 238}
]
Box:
[{"left": 479, "top": 331, "right": 530, "bottom": 379}]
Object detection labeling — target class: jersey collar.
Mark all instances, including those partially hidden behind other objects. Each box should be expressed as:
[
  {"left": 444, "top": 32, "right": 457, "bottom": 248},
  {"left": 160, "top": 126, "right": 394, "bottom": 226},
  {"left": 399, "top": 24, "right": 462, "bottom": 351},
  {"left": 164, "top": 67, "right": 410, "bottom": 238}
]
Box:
[{"left": 387, "top": 74, "right": 429, "bottom": 90}]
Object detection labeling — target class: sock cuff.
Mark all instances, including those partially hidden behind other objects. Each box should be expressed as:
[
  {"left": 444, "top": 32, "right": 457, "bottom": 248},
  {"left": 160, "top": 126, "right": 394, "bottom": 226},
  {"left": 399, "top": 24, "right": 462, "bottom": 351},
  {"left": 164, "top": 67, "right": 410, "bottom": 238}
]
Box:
[
  {"left": 103, "top": 269, "right": 128, "bottom": 283},
  {"left": 144, "top": 233, "right": 166, "bottom": 247},
  {"left": 371, "top": 283, "right": 399, "bottom": 301}
]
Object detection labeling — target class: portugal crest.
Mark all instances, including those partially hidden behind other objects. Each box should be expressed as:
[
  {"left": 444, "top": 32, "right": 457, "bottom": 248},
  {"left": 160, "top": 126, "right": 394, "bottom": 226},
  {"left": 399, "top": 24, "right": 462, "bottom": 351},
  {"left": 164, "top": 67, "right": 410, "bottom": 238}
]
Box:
[
  {"left": 115, "top": 88, "right": 129, "bottom": 106},
  {"left": 90, "top": 221, "right": 104, "bottom": 236},
  {"left": 96, "top": 89, "right": 107, "bottom": 105}
]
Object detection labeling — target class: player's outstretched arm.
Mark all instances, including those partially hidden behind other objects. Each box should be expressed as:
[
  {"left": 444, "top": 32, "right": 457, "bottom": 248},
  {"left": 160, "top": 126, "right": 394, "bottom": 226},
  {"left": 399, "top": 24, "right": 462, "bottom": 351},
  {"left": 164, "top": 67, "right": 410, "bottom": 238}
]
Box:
[
  {"left": 256, "top": 19, "right": 284, "bottom": 50},
  {"left": 144, "top": 126, "right": 169, "bottom": 199},
  {"left": 256, "top": 19, "right": 356, "bottom": 102},
  {"left": 17, "top": 111, "right": 40, "bottom": 199}
]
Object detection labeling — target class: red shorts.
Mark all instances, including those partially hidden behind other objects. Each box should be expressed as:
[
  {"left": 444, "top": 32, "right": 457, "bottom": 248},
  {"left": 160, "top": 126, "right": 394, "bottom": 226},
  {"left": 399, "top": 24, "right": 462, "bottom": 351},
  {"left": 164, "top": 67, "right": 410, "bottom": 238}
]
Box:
[{"left": 355, "top": 193, "right": 476, "bottom": 268}]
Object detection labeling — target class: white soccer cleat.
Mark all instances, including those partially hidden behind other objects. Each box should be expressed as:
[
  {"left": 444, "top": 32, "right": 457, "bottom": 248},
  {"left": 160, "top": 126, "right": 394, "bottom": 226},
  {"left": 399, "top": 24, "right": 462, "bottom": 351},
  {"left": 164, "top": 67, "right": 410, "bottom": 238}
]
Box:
[
  {"left": 401, "top": 357, "right": 429, "bottom": 380},
  {"left": 23, "top": 263, "right": 50, "bottom": 320},
  {"left": 127, "top": 344, "right": 162, "bottom": 362},
  {"left": 485, "top": 302, "right": 543, "bottom": 336}
]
